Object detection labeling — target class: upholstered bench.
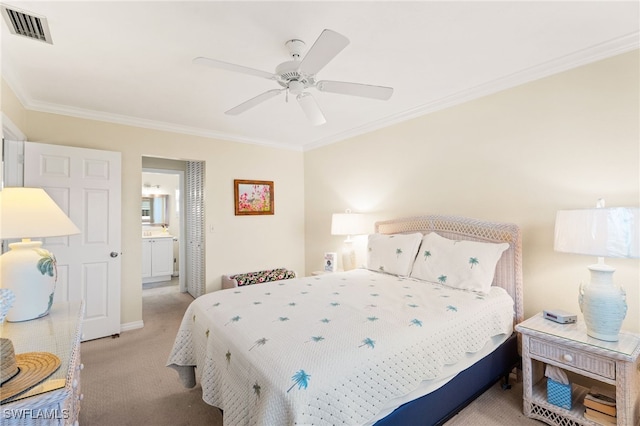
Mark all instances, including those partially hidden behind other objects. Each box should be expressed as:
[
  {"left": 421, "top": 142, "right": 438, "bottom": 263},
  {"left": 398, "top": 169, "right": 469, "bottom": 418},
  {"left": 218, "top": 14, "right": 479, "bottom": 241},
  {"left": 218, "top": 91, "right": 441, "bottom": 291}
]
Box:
[{"left": 221, "top": 268, "right": 296, "bottom": 289}]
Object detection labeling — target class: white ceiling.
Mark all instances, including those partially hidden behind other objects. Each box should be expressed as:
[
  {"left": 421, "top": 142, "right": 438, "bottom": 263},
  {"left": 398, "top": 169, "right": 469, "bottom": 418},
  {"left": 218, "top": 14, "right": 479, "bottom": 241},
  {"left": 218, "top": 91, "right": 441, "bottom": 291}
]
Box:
[{"left": 1, "top": 1, "right": 638, "bottom": 151}]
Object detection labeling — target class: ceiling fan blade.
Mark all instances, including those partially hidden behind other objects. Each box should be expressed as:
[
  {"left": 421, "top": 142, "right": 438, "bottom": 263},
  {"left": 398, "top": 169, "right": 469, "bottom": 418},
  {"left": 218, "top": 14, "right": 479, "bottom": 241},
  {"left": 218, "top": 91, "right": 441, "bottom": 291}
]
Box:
[
  {"left": 225, "top": 89, "right": 283, "bottom": 115},
  {"left": 316, "top": 80, "right": 394, "bottom": 100},
  {"left": 193, "top": 57, "right": 276, "bottom": 80},
  {"left": 297, "top": 93, "right": 326, "bottom": 126},
  {"left": 298, "top": 29, "right": 349, "bottom": 76}
]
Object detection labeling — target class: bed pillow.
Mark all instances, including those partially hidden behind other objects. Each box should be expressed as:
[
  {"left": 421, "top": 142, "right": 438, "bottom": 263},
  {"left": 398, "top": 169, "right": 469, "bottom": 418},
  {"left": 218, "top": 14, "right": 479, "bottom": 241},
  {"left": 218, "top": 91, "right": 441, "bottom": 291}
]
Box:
[
  {"left": 366, "top": 232, "right": 423, "bottom": 276},
  {"left": 410, "top": 232, "right": 509, "bottom": 294}
]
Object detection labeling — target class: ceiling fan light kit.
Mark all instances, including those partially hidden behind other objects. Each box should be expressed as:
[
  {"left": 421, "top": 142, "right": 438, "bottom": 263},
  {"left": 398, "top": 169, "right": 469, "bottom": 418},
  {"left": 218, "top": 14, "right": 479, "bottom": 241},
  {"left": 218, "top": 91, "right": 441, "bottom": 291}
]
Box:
[
  {"left": 297, "top": 93, "right": 326, "bottom": 126},
  {"left": 194, "top": 29, "right": 394, "bottom": 126}
]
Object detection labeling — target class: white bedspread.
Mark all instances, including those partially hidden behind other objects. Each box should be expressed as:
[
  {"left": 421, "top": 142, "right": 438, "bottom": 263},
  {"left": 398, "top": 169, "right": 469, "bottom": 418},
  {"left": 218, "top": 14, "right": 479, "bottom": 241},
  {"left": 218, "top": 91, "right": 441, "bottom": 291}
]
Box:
[{"left": 167, "top": 269, "right": 514, "bottom": 426}]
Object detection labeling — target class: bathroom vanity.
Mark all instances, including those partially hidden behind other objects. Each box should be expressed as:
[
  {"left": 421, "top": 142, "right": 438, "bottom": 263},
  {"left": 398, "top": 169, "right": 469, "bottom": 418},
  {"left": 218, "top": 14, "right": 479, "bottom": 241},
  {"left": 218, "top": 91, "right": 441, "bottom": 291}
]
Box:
[{"left": 142, "top": 235, "right": 174, "bottom": 283}]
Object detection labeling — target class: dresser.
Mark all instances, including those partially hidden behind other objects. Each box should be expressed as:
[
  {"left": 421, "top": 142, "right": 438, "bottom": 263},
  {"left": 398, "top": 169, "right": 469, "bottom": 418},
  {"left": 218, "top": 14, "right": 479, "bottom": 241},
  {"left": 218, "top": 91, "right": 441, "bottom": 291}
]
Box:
[
  {"left": 1, "top": 301, "right": 84, "bottom": 425},
  {"left": 516, "top": 313, "right": 640, "bottom": 426}
]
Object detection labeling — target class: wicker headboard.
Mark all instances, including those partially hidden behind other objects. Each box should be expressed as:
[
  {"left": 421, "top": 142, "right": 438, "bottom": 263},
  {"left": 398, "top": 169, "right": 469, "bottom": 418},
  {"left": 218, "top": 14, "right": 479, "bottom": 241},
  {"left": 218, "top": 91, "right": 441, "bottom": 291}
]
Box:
[{"left": 375, "top": 214, "right": 523, "bottom": 325}]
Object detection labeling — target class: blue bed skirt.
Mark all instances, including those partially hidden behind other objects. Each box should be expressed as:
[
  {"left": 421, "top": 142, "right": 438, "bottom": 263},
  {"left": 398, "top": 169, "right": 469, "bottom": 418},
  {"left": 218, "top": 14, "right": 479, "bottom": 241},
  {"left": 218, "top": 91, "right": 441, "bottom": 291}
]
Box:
[{"left": 374, "top": 332, "right": 519, "bottom": 426}]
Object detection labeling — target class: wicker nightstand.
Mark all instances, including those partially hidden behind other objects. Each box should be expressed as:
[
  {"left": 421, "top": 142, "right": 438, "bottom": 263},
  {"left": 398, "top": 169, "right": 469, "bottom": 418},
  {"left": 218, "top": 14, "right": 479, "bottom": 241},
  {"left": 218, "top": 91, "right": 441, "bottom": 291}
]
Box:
[
  {"left": 1, "top": 301, "right": 84, "bottom": 425},
  {"left": 516, "top": 313, "right": 640, "bottom": 426}
]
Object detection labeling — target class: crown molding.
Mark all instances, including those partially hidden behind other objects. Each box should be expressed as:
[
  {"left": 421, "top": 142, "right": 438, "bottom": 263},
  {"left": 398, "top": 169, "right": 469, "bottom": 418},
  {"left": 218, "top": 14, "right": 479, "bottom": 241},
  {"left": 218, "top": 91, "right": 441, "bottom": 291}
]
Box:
[
  {"left": 5, "top": 32, "right": 637, "bottom": 153},
  {"left": 20, "top": 99, "right": 305, "bottom": 152},
  {"left": 304, "top": 32, "right": 640, "bottom": 151}
]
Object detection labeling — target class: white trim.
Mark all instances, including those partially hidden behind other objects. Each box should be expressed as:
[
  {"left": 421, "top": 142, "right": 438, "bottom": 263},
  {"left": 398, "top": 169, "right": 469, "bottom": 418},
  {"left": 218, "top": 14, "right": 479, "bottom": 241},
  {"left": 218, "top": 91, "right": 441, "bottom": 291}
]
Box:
[
  {"left": 2, "top": 101, "right": 28, "bottom": 188},
  {"left": 2, "top": 140, "right": 24, "bottom": 187},
  {"left": 1, "top": 112, "right": 27, "bottom": 141},
  {"left": 22, "top": 99, "right": 304, "bottom": 152},
  {"left": 120, "top": 320, "right": 144, "bottom": 332},
  {"left": 5, "top": 32, "right": 638, "bottom": 152},
  {"left": 304, "top": 32, "right": 640, "bottom": 151}
]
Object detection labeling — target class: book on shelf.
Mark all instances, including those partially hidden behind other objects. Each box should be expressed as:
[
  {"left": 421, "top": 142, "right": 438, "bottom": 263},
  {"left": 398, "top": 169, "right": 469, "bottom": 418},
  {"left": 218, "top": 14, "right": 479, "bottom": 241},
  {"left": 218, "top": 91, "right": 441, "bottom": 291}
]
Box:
[
  {"left": 586, "top": 385, "right": 616, "bottom": 405},
  {"left": 583, "top": 396, "right": 617, "bottom": 417},
  {"left": 584, "top": 407, "right": 616, "bottom": 425},
  {"left": 583, "top": 386, "right": 617, "bottom": 425},
  {"left": 584, "top": 385, "right": 615, "bottom": 409}
]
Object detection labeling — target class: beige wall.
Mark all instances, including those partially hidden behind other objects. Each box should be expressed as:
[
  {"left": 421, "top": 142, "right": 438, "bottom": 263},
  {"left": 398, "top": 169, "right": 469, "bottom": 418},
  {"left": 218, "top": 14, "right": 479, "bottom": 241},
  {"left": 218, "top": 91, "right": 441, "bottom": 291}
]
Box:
[
  {"left": 1, "top": 79, "right": 27, "bottom": 133},
  {"left": 3, "top": 50, "right": 638, "bottom": 333},
  {"left": 304, "top": 51, "right": 640, "bottom": 332},
  {"left": 0, "top": 91, "right": 306, "bottom": 327}
]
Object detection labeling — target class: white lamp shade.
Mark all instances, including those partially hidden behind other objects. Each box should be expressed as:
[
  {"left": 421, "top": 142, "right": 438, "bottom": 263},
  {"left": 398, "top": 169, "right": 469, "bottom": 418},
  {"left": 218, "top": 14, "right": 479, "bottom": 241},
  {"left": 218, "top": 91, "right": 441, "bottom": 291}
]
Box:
[
  {"left": 554, "top": 207, "right": 639, "bottom": 258},
  {"left": 0, "top": 187, "right": 80, "bottom": 239},
  {"left": 331, "top": 212, "right": 368, "bottom": 236}
]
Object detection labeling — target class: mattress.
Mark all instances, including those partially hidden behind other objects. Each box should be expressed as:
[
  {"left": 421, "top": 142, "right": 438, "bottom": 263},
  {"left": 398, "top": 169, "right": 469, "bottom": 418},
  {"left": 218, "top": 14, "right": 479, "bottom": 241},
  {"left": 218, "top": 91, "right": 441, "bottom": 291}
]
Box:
[
  {"left": 167, "top": 269, "right": 514, "bottom": 426},
  {"left": 364, "top": 332, "right": 509, "bottom": 425}
]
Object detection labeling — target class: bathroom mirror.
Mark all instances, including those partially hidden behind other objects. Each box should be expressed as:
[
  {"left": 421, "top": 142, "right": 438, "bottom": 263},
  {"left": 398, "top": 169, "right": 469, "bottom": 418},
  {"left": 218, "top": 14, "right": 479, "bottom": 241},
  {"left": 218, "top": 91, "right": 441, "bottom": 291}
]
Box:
[{"left": 142, "top": 194, "right": 169, "bottom": 225}]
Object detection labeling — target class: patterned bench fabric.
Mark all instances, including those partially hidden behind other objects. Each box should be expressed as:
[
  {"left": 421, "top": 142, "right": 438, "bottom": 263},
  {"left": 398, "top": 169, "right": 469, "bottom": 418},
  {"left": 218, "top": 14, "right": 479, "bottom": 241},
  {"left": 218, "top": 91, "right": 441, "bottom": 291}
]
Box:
[{"left": 229, "top": 268, "right": 296, "bottom": 287}]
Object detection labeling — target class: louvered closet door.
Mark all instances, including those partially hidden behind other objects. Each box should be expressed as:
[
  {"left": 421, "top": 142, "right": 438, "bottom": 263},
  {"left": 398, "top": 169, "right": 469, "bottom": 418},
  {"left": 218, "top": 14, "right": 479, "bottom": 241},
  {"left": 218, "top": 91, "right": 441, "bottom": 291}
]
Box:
[{"left": 186, "top": 161, "right": 205, "bottom": 298}]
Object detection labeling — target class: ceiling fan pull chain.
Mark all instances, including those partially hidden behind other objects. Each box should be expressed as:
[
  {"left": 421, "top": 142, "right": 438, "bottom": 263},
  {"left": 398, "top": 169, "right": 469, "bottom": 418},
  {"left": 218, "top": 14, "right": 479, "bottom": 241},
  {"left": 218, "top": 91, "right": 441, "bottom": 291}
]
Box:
[{"left": 285, "top": 88, "right": 289, "bottom": 103}]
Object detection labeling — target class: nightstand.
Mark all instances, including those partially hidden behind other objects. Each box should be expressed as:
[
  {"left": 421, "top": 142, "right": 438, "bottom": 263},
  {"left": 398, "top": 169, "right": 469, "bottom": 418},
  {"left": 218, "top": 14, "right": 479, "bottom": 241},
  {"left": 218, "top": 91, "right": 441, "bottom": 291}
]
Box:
[
  {"left": 1, "top": 301, "right": 84, "bottom": 425},
  {"left": 516, "top": 313, "right": 640, "bottom": 426}
]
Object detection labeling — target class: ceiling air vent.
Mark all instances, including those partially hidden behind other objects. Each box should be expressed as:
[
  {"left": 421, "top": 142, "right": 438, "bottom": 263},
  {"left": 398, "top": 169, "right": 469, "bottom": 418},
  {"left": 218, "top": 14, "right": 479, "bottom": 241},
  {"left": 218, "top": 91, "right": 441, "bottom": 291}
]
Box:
[{"left": 1, "top": 5, "right": 52, "bottom": 44}]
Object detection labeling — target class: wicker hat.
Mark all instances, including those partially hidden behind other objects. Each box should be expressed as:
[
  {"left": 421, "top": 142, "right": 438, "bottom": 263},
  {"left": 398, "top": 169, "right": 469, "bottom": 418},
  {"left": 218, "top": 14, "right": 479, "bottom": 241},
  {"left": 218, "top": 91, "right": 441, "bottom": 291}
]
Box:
[{"left": 0, "top": 338, "right": 61, "bottom": 403}]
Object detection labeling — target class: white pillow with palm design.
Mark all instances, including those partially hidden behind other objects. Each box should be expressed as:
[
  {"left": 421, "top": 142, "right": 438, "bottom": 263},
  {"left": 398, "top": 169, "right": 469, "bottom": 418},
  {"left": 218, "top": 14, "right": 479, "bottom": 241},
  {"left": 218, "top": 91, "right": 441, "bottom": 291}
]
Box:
[
  {"left": 411, "top": 232, "right": 509, "bottom": 294},
  {"left": 366, "top": 232, "right": 423, "bottom": 276}
]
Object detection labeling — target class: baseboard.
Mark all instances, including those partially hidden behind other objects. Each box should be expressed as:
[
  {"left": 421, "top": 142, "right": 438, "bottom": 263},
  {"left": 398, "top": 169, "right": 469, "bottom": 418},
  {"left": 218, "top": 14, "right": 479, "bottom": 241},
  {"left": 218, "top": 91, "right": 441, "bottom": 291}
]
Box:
[{"left": 121, "top": 320, "right": 144, "bottom": 332}]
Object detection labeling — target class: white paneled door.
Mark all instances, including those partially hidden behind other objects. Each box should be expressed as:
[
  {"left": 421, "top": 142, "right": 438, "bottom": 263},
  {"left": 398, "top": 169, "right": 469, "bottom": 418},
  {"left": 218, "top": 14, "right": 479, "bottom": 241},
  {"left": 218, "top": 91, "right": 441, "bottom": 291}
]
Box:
[{"left": 24, "top": 142, "right": 122, "bottom": 341}]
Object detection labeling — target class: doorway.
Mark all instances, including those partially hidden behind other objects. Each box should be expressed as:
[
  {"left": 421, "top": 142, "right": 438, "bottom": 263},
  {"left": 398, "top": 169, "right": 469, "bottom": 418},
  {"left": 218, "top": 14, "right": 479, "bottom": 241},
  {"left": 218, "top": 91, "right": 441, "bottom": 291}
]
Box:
[
  {"left": 141, "top": 157, "right": 206, "bottom": 300},
  {"left": 141, "top": 167, "right": 184, "bottom": 294}
]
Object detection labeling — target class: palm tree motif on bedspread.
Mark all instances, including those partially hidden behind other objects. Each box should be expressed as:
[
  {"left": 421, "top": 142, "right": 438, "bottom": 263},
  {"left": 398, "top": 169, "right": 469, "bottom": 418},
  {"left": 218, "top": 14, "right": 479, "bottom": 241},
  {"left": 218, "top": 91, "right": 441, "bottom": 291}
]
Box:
[{"left": 287, "top": 370, "right": 311, "bottom": 393}]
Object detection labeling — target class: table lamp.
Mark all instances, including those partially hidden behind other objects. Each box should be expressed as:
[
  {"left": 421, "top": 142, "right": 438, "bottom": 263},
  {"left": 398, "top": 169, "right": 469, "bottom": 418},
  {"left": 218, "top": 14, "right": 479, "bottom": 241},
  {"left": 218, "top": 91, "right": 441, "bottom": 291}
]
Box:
[
  {"left": 554, "top": 201, "right": 639, "bottom": 341},
  {"left": 331, "top": 209, "right": 367, "bottom": 271},
  {"left": 0, "top": 187, "right": 80, "bottom": 322}
]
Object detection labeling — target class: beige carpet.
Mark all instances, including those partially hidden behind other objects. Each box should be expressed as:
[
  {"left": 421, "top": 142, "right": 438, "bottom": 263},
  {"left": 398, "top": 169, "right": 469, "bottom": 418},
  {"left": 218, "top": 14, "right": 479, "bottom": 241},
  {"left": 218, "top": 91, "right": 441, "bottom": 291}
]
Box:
[{"left": 79, "top": 284, "right": 541, "bottom": 425}]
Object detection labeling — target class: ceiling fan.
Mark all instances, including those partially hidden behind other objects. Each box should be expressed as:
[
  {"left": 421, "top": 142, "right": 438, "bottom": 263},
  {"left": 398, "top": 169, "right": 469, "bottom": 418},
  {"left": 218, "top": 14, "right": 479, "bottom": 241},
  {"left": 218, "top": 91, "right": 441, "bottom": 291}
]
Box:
[{"left": 193, "top": 29, "right": 393, "bottom": 126}]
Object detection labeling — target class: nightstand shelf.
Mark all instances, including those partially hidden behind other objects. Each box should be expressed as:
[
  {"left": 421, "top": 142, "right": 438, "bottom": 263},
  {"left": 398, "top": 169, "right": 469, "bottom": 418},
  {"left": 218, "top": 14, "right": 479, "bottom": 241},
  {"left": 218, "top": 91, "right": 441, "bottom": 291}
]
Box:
[
  {"left": 516, "top": 313, "right": 640, "bottom": 426},
  {"left": 530, "top": 378, "right": 592, "bottom": 425}
]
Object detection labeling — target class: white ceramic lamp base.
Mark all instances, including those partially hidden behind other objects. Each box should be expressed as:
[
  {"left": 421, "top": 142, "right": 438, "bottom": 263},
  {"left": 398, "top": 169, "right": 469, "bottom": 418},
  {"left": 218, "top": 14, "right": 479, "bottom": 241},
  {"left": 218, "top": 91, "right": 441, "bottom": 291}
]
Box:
[
  {"left": 0, "top": 240, "right": 57, "bottom": 322},
  {"left": 579, "top": 263, "right": 626, "bottom": 342},
  {"left": 341, "top": 239, "right": 356, "bottom": 271}
]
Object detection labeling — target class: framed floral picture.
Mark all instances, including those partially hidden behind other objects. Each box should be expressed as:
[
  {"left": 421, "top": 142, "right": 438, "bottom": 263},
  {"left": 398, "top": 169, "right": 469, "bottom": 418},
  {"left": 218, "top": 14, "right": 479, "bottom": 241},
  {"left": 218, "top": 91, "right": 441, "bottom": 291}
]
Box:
[{"left": 234, "top": 179, "right": 274, "bottom": 215}]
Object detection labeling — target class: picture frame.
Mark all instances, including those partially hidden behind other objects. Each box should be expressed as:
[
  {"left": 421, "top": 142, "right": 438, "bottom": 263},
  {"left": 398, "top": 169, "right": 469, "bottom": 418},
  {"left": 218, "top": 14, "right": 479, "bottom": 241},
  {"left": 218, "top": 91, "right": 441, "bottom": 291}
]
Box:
[
  {"left": 324, "top": 252, "right": 337, "bottom": 272},
  {"left": 234, "top": 179, "right": 274, "bottom": 216}
]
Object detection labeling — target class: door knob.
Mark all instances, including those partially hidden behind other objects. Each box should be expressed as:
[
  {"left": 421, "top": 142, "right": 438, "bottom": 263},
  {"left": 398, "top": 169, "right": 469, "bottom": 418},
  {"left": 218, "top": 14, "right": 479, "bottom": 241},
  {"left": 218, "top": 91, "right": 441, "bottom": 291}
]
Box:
[{"left": 110, "top": 251, "right": 119, "bottom": 258}]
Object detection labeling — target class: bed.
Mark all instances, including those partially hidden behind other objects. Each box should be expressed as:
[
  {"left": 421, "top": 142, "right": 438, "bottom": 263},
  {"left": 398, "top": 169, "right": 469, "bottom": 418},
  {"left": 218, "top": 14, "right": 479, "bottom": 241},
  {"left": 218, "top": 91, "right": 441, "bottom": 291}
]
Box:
[{"left": 167, "top": 214, "right": 523, "bottom": 425}]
